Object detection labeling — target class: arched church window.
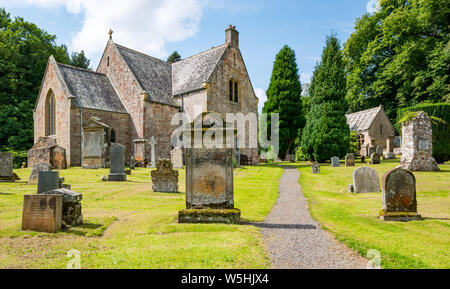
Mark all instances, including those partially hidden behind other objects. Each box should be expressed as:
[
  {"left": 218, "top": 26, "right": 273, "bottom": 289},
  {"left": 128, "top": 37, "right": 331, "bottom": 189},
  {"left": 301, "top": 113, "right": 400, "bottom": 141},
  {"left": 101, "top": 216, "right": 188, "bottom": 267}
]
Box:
[
  {"left": 45, "top": 90, "right": 56, "bottom": 136},
  {"left": 111, "top": 129, "right": 116, "bottom": 143},
  {"left": 234, "top": 82, "right": 239, "bottom": 103}
]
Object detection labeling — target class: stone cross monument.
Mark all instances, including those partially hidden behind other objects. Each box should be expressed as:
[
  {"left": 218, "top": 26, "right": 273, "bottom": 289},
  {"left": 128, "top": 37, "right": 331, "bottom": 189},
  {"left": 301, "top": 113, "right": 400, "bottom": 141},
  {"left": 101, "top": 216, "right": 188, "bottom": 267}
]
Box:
[{"left": 148, "top": 136, "right": 157, "bottom": 168}]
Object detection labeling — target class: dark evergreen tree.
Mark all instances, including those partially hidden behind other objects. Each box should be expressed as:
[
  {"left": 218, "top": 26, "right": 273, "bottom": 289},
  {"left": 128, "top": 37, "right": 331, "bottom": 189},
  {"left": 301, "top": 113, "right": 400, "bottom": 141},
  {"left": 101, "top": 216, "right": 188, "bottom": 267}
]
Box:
[
  {"left": 262, "top": 45, "right": 304, "bottom": 159},
  {"left": 167, "top": 50, "right": 181, "bottom": 63},
  {"left": 301, "top": 35, "right": 349, "bottom": 162},
  {"left": 70, "top": 50, "right": 91, "bottom": 69}
]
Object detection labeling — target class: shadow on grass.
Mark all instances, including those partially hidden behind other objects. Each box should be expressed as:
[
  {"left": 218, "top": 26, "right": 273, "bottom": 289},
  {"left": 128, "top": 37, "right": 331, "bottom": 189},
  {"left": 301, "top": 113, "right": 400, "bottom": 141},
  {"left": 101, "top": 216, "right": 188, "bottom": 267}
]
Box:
[
  {"left": 63, "top": 222, "right": 103, "bottom": 236},
  {"left": 0, "top": 192, "right": 14, "bottom": 195},
  {"left": 247, "top": 222, "right": 317, "bottom": 230}
]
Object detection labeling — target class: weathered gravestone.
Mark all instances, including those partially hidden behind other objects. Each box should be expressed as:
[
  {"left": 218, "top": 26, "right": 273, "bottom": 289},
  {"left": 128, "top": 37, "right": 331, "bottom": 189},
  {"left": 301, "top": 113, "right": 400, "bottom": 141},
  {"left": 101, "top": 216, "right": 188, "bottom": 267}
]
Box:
[
  {"left": 40, "top": 189, "right": 83, "bottom": 227},
  {"left": 82, "top": 117, "right": 110, "bottom": 169},
  {"left": 400, "top": 111, "right": 439, "bottom": 171},
  {"left": 178, "top": 112, "right": 240, "bottom": 224},
  {"left": 345, "top": 153, "right": 355, "bottom": 167},
  {"left": 311, "top": 163, "right": 320, "bottom": 174},
  {"left": 380, "top": 167, "right": 422, "bottom": 221},
  {"left": 171, "top": 147, "right": 183, "bottom": 169},
  {"left": 384, "top": 137, "right": 396, "bottom": 159},
  {"left": 352, "top": 167, "right": 380, "bottom": 194},
  {"left": 376, "top": 146, "right": 384, "bottom": 157},
  {"left": 331, "top": 157, "right": 340, "bottom": 167},
  {"left": 148, "top": 136, "right": 157, "bottom": 168},
  {"left": 37, "top": 171, "right": 60, "bottom": 194},
  {"left": 0, "top": 152, "right": 14, "bottom": 182},
  {"left": 151, "top": 159, "right": 179, "bottom": 193},
  {"left": 370, "top": 152, "right": 380, "bottom": 164},
  {"left": 27, "top": 137, "right": 67, "bottom": 169},
  {"left": 28, "top": 162, "right": 52, "bottom": 185},
  {"left": 108, "top": 143, "right": 126, "bottom": 181},
  {"left": 22, "top": 194, "right": 62, "bottom": 233},
  {"left": 129, "top": 156, "right": 136, "bottom": 170},
  {"left": 368, "top": 139, "right": 377, "bottom": 157}
]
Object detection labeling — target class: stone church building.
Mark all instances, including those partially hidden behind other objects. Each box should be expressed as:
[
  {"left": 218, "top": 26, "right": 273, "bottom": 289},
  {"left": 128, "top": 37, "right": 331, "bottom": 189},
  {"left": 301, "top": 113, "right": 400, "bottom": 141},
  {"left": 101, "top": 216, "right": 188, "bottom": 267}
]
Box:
[{"left": 32, "top": 25, "right": 259, "bottom": 167}]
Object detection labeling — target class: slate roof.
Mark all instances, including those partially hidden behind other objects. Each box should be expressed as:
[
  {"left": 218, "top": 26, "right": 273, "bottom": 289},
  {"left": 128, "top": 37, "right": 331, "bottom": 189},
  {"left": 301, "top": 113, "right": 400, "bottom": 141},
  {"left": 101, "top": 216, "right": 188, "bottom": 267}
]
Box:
[
  {"left": 57, "top": 63, "right": 128, "bottom": 114},
  {"left": 115, "top": 44, "right": 178, "bottom": 107},
  {"left": 172, "top": 44, "right": 228, "bottom": 95},
  {"left": 346, "top": 106, "right": 382, "bottom": 132}
]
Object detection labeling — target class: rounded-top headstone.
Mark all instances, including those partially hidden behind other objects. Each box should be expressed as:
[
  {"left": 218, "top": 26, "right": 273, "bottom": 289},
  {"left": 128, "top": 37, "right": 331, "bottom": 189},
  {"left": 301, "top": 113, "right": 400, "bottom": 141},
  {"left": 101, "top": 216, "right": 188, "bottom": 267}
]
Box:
[
  {"left": 382, "top": 167, "right": 417, "bottom": 213},
  {"left": 352, "top": 166, "right": 380, "bottom": 194},
  {"left": 311, "top": 163, "right": 320, "bottom": 174},
  {"left": 370, "top": 152, "right": 380, "bottom": 164},
  {"left": 331, "top": 157, "right": 340, "bottom": 167}
]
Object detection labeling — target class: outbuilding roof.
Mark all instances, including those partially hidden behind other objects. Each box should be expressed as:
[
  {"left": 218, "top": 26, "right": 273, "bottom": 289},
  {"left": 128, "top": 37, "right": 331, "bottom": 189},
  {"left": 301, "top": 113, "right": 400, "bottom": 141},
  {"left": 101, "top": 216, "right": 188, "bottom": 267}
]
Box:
[{"left": 346, "top": 106, "right": 383, "bottom": 131}]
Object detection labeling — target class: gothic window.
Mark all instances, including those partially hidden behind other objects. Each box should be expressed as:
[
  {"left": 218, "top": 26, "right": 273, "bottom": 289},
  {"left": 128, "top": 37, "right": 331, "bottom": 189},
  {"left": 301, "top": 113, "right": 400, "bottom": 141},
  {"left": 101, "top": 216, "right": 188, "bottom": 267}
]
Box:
[
  {"left": 107, "top": 56, "right": 110, "bottom": 67},
  {"left": 229, "top": 80, "right": 239, "bottom": 103},
  {"left": 45, "top": 90, "right": 56, "bottom": 136},
  {"left": 234, "top": 82, "right": 239, "bottom": 103},
  {"left": 380, "top": 125, "right": 383, "bottom": 135},
  {"left": 229, "top": 80, "right": 233, "bottom": 101},
  {"left": 111, "top": 129, "right": 116, "bottom": 143}
]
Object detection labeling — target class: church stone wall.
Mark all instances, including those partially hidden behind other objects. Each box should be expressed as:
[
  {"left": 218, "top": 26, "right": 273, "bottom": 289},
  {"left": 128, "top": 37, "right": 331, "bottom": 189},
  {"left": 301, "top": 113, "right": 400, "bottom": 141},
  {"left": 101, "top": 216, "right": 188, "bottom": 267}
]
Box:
[
  {"left": 33, "top": 61, "right": 72, "bottom": 165},
  {"left": 70, "top": 108, "right": 130, "bottom": 166},
  {"left": 180, "top": 90, "right": 208, "bottom": 122},
  {"left": 207, "top": 46, "right": 259, "bottom": 164}
]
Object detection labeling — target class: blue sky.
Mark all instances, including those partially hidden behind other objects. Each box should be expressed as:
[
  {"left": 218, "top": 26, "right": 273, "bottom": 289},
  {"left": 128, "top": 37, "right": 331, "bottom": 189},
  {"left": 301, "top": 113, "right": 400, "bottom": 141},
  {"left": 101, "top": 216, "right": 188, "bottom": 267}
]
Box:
[{"left": 1, "top": 0, "right": 377, "bottom": 111}]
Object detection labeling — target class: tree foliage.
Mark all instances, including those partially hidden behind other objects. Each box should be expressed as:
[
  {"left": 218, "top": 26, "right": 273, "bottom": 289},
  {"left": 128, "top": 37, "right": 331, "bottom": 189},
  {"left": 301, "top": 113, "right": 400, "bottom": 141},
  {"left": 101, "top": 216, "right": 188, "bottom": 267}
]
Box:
[
  {"left": 70, "top": 50, "right": 90, "bottom": 69},
  {"left": 301, "top": 35, "right": 350, "bottom": 162},
  {"left": 262, "top": 45, "right": 304, "bottom": 159},
  {"left": 344, "top": 0, "right": 450, "bottom": 121},
  {"left": 167, "top": 50, "right": 181, "bottom": 63}
]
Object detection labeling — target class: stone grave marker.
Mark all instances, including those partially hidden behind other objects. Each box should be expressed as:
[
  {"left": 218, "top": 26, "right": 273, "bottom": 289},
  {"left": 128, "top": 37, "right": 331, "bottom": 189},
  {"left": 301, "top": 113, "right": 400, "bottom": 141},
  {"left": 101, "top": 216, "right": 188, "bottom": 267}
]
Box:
[
  {"left": 345, "top": 153, "right": 355, "bottom": 167},
  {"left": 331, "top": 157, "right": 340, "bottom": 167},
  {"left": 148, "top": 136, "right": 157, "bottom": 168},
  {"left": 28, "top": 162, "right": 51, "bottom": 185},
  {"left": 352, "top": 167, "right": 380, "bottom": 194},
  {"left": 376, "top": 146, "right": 384, "bottom": 157},
  {"left": 37, "top": 171, "right": 60, "bottom": 194},
  {"left": 311, "top": 163, "right": 320, "bottom": 174},
  {"left": 151, "top": 159, "right": 179, "bottom": 193},
  {"left": 171, "top": 147, "right": 183, "bottom": 169},
  {"left": 0, "top": 152, "right": 14, "bottom": 182},
  {"left": 400, "top": 111, "right": 439, "bottom": 171},
  {"left": 380, "top": 167, "right": 421, "bottom": 221},
  {"left": 40, "top": 188, "right": 83, "bottom": 227},
  {"left": 108, "top": 143, "right": 126, "bottom": 181},
  {"left": 22, "top": 194, "right": 62, "bottom": 233},
  {"left": 129, "top": 156, "right": 136, "bottom": 170},
  {"left": 370, "top": 152, "right": 380, "bottom": 164}
]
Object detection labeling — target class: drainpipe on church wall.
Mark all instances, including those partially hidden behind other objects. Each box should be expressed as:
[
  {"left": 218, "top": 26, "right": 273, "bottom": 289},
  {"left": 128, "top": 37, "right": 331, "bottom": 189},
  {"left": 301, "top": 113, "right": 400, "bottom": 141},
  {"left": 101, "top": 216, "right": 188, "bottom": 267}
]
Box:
[{"left": 80, "top": 107, "right": 83, "bottom": 166}]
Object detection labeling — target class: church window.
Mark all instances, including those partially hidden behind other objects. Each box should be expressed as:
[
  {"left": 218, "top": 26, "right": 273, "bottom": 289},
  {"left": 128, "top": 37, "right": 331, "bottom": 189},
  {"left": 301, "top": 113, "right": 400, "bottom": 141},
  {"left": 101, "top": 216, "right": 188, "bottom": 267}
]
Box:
[
  {"left": 229, "top": 80, "right": 233, "bottom": 101},
  {"left": 111, "top": 129, "right": 116, "bottom": 143},
  {"left": 107, "top": 56, "right": 110, "bottom": 67},
  {"left": 45, "top": 90, "right": 56, "bottom": 136},
  {"left": 380, "top": 125, "right": 383, "bottom": 135},
  {"left": 234, "top": 82, "right": 239, "bottom": 103}
]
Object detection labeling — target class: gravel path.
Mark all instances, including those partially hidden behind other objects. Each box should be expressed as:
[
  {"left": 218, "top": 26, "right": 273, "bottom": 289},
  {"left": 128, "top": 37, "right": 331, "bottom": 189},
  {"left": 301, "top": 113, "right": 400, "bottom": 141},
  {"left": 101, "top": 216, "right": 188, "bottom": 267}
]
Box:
[{"left": 253, "top": 166, "right": 368, "bottom": 269}]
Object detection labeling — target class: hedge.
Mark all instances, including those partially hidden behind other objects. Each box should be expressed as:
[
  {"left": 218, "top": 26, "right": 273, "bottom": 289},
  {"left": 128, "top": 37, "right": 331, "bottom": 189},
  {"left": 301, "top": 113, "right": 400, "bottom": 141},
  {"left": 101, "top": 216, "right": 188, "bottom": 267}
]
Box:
[{"left": 397, "top": 103, "right": 449, "bottom": 163}]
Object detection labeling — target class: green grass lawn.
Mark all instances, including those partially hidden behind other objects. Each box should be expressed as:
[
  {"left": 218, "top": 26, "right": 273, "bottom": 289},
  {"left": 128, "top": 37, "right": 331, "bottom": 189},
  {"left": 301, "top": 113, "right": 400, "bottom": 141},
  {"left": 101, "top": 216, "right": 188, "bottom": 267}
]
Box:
[
  {"left": 291, "top": 159, "right": 450, "bottom": 269},
  {"left": 0, "top": 165, "right": 283, "bottom": 269}
]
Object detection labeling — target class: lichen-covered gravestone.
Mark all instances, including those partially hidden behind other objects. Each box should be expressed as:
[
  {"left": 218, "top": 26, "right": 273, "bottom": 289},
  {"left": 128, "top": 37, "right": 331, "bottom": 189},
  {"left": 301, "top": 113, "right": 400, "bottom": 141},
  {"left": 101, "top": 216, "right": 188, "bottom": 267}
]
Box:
[
  {"left": 352, "top": 167, "right": 380, "bottom": 194},
  {"left": 82, "top": 117, "right": 109, "bottom": 169},
  {"left": 151, "top": 159, "right": 179, "bottom": 193},
  {"left": 0, "top": 152, "right": 14, "bottom": 182},
  {"left": 376, "top": 146, "right": 383, "bottom": 157},
  {"left": 400, "top": 111, "right": 439, "bottom": 171},
  {"left": 28, "top": 162, "right": 52, "bottom": 185},
  {"left": 108, "top": 143, "right": 126, "bottom": 181},
  {"left": 40, "top": 188, "right": 83, "bottom": 227},
  {"left": 331, "top": 157, "right": 340, "bottom": 167},
  {"left": 370, "top": 152, "right": 380, "bottom": 164},
  {"left": 345, "top": 153, "right": 355, "bottom": 167},
  {"left": 380, "top": 167, "right": 421, "bottom": 221},
  {"left": 311, "top": 163, "right": 320, "bottom": 174},
  {"left": 22, "top": 194, "right": 62, "bottom": 233},
  {"left": 171, "top": 147, "right": 183, "bottom": 169}
]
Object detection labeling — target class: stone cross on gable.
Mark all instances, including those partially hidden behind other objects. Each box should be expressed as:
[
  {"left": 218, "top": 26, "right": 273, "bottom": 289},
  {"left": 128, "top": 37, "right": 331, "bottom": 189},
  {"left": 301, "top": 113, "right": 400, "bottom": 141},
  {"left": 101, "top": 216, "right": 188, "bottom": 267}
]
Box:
[
  {"left": 108, "top": 29, "right": 113, "bottom": 40},
  {"left": 148, "top": 136, "right": 157, "bottom": 168}
]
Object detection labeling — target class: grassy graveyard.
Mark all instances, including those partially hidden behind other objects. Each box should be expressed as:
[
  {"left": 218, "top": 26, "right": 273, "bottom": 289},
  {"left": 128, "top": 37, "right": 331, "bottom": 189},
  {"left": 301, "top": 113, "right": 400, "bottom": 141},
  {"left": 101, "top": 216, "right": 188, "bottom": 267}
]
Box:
[
  {"left": 0, "top": 165, "right": 283, "bottom": 269},
  {"left": 291, "top": 159, "right": 450, "bottom": 269}
]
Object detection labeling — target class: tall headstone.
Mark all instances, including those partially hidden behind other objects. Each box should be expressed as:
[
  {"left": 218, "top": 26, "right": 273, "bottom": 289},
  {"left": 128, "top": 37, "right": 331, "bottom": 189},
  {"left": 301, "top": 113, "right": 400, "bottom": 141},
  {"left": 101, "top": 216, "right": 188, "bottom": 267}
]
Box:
[
  {"left": 311, "top": 163, "right": 320, "bottom": 174},
  {"left": 108, "top": 143, "right": 126, "bottom": 181},
  {"left": 380, "top": 167, "right": 421, "bottom": 221},
  {"left": 370, "top": 152, "right": 380, "bottom": 164},
  {"left": 151, "top": 159, "right": 179, "bottom": 193},
  {"left": 345, "top": 153, "right": 355, "bottom": 167},
  {"left": 28, "top": 162, "right": 52, "bottom": 185},
  {"left": 178, "top": 112, "right": 240, "bottom": 224},
  {"left": 82, "top": 117, "right": 109, "bottom": 169},
  {"left": 171, "top": 147, "right": 183, "bottom": 169},
  {"left": 22, "top": 194, "right": 62, "bottom": 233},
  {"left": 148, "top": 136, "right": 157, "bottom": 168},
  {"left": 331, "top": 157, "right": 340, "bottom": 167},
  {"left": 400, "top": 111, "right": 439, "bottom": 171},
  {"left": 352, "top": 167, "right": 380, "bottom": 194},
  {"left": 37, "top": 171, "right": 60, "bottom": 194},
  {"left": 384, "top": 137, "right": 396, "bottom": 159},
  {"left": 0, "top": 152, "right": 14, "bottom": 182}
]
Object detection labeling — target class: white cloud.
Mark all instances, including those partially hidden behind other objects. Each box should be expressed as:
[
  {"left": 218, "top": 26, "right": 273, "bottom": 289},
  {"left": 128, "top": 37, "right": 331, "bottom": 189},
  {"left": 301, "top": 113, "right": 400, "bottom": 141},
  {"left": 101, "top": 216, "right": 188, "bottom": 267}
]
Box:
[
  {"left": 300, "top": 73, "right": 312, "bottom": 85},
  {"left": 13, "top": 0, "right": 207, "bottom": 60},
  {"left": 366, "top": 0, "right": 380, "bottom": 14},
  {"left": 254, "top": 88, "right": 267, "bottom": 113}
]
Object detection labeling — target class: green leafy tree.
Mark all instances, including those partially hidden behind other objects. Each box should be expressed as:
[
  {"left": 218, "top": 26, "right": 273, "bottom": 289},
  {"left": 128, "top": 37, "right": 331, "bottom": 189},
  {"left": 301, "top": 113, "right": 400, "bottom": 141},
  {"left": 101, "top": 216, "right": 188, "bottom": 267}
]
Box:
[
  {"left": 262, "top": 45, "right": 304, "bottom": 159},
  {"left": 0, "top": 8, "right": 70, "bottom": 152},
  {"left": 349, "top": 131, "right": 359, "bottom": 154},
  {"left": 70, "top": 50, "right": 91, "bottom": 69},
  {"left": 344, "top": 0, "right": 450, "bottom": 121},
  {"left": 301, "top": 35, "right": 350, "bottom": 162},
  {"left": 167, "top": 50, "right": 181, "bottom": 63}
]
